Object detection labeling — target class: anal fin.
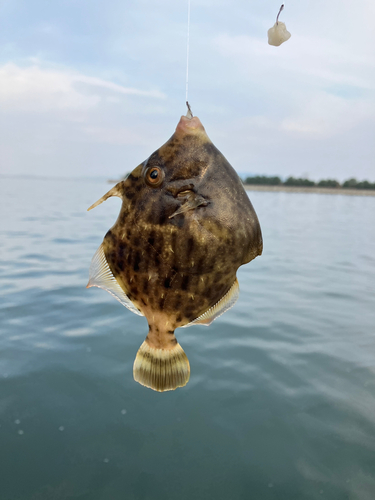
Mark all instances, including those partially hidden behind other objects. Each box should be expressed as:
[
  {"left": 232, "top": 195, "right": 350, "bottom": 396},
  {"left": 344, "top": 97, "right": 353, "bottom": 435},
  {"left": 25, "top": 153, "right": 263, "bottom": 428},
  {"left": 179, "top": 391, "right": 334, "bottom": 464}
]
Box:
[
  {"left": 182, "top": 278, "right": 239, "bottom": 328},
  {"left": 87, "top": 243, "right": 143, "bottom": 317}
]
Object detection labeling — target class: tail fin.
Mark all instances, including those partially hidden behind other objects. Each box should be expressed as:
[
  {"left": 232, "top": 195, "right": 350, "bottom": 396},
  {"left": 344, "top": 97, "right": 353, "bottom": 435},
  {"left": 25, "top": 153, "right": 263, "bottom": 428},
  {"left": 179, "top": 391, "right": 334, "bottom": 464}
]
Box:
[{"left": 133, "top": 341, "right": 190, "bottom": 392}]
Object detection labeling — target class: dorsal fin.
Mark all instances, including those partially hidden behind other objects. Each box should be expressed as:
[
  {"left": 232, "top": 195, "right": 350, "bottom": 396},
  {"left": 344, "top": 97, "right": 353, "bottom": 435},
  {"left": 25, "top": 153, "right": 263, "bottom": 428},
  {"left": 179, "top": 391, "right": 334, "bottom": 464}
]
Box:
[
  {"left": 87, "top": 182, "right": 124, "bottom": 211},
  {"left": 87, "top": 243, "right": 143, "bottom": 316},
  {"left": 182, "top": 278, "right": 239, "bottom": 328}
]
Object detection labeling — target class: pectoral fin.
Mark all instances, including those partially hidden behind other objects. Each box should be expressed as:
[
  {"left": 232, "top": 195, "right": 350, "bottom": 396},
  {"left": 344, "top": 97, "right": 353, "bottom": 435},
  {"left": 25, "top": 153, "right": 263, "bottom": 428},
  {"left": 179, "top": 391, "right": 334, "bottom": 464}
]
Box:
[
  {"left": 87, "top": 243, "right": 143, "bottom": 316},
  {"left": 169, "top": 192, "right": 208, "bottom": 219},
  {"left": 182, "top": 279, "right": 239, "bottom": 327}
]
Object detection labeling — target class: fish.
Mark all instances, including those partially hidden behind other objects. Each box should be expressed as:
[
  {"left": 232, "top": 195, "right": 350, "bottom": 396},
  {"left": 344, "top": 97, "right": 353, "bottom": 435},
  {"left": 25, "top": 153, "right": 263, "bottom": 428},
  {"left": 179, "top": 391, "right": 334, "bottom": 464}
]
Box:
[{"left": 87, "top": 113, "right": 263, "bottom": 392}]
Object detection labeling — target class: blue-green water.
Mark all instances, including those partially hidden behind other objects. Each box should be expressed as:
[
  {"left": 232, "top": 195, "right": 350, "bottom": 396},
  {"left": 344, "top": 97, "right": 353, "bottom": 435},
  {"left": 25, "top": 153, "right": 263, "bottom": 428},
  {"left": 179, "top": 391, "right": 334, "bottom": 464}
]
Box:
[{"left": 1, "top": 177, "right": 375, "bottom": 500}]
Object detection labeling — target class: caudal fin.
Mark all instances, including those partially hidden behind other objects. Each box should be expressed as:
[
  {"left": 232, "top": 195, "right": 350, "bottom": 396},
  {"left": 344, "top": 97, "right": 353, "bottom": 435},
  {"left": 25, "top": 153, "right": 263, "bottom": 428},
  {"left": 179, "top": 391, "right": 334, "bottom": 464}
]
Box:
[{"left": 133, "top": 341, "right": 190, "bottom": 392}]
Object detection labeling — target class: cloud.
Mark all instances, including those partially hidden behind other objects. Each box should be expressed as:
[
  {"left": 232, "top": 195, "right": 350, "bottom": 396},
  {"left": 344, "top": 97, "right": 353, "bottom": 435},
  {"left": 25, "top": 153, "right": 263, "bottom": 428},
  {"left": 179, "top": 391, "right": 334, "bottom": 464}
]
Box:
[
  {"left": 0, "top": 63, "right": 166, "bottom": 114},
  {"left": 81, "top": 126, "right": 151, "bottom": 146},
  {"left": 213, "top": 33, "right": 375, "bottom": 91},
  {"left": 0, "top": 0, "right": 374, "bottom": 181},
  {"left": 0, "top": 62, "right": 171, "bottom": 177},
  {"left": 211, "top": 29, "right": 375, "bottom": 146},
  {"left": 281, "top": 91, "right": 375, "bottom": 137},
  {"left": 75, "top": 75, "right": 165, "bottom": 99}
]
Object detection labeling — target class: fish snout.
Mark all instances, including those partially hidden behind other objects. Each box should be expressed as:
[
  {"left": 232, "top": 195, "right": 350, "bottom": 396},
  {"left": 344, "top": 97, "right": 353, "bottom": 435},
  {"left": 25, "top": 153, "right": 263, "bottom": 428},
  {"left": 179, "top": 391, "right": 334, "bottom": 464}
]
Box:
[{"left": 175, "top": 115, "right": 206, "bottom": 138}]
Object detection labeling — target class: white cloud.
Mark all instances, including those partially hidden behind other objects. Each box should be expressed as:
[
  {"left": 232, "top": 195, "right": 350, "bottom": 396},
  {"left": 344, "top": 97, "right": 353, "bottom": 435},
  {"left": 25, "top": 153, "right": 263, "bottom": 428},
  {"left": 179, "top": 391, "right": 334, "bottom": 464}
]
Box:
[
  {"left": 0, "top": 63, "right": 166, "bottom": 114},
  {"left": 1, "top": 0, "right": 374, "bottom": 181},
  {"left": 211, "top": 29, "right": 375, "bottom": 146},
  {"left": 75, "top": 75, "right": 166, "bottom": 99},
  {"left": 281, "top": 92, "right": 375, "bottom": 137},
  {"left": 81, "top": 126, "right": 151, "bottom": 146},
  {"left": 0, "top": 62, "right": 171, "bottom": 177},
  {"left": 213, "top": 33, "right": 375, "bottom": 91}
]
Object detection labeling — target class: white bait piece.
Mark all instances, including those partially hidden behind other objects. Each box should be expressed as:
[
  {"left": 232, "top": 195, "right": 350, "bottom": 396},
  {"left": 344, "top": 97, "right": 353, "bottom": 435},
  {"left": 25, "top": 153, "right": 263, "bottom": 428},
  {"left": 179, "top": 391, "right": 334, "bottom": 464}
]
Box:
[{"left": 268, "top": 4, "right": 291, "bottom": 46}]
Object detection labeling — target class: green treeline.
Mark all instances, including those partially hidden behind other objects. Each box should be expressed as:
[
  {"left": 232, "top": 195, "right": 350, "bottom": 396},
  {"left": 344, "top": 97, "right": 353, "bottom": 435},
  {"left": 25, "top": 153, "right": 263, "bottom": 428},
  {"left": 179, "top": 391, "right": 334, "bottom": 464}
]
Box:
[{"left": 244, "top": 176, "right": 375, "bottom": 190}]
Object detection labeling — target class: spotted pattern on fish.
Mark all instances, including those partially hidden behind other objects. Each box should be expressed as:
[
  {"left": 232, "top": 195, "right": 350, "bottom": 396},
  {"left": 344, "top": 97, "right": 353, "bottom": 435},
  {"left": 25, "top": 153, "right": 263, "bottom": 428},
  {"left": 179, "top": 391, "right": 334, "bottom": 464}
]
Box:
[{"left": 102, "top": 143, "right": 260, "bottom": 326}]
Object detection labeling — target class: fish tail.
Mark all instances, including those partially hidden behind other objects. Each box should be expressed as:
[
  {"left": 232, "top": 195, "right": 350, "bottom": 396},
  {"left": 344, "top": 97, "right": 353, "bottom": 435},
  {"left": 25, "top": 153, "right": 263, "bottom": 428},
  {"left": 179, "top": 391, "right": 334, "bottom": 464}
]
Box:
[{"left": 133, "top": 340, "right": 190, "bottom": 392}]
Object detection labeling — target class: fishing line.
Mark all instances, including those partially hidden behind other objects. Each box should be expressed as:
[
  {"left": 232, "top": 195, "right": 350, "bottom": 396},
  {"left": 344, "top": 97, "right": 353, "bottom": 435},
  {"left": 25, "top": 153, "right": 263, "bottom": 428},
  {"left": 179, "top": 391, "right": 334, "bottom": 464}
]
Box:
[{"left": 185, "top": 0, "right": 193, "bottom": 117}]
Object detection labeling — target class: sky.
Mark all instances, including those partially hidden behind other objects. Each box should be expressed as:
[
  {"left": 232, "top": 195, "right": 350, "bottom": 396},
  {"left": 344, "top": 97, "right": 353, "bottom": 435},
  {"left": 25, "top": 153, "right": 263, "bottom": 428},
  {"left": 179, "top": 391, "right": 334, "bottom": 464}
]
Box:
[{"left": 0, "top": 0, "right": 374, "bottom": 181}]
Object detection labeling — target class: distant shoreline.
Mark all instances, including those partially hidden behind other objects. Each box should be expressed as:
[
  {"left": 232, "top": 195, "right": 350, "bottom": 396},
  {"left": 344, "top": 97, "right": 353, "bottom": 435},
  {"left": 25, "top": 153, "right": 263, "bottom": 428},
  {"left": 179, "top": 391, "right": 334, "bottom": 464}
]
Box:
[{"left": 243, "top": 185, "right": 375, "bottom": 196}]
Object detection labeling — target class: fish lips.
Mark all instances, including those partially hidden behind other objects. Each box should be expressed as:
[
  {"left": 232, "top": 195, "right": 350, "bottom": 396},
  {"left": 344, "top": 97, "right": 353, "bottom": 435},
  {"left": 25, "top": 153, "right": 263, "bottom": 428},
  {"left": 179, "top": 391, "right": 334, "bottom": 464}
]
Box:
[{"left": 167, "top": 183, "right": 195, "bottom": 198}]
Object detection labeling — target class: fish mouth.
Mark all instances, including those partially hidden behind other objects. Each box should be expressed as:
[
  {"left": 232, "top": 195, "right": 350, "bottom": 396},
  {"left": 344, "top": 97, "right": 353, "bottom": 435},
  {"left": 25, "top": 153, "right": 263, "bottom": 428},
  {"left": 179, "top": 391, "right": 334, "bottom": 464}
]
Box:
[{"left": 167, "top": 183, "right": 195, "bottom": 198}]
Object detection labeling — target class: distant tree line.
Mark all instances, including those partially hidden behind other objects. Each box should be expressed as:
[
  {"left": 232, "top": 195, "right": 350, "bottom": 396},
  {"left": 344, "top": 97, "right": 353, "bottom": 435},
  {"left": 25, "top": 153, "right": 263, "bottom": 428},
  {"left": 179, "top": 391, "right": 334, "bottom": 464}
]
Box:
[{"left": 243, "top": 176, "right": 375, "bottom": 190}]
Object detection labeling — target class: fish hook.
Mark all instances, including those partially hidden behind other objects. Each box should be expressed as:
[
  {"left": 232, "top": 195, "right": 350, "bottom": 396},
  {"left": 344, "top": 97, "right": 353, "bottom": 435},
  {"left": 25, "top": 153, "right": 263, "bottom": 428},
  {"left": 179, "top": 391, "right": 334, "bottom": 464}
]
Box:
[
  {"left": 186, "top": 101, "right": 193, "bottom": 119},
  {"left": 276, "top": 4, "right": 284, "bottom": 25}
]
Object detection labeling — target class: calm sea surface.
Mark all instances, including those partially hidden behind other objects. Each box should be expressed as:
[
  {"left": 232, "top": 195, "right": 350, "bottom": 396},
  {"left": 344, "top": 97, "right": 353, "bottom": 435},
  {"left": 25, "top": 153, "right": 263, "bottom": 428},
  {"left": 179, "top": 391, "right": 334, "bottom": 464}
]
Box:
[{"left": 1, "top": 177, "right": 375, "bottom": 500}]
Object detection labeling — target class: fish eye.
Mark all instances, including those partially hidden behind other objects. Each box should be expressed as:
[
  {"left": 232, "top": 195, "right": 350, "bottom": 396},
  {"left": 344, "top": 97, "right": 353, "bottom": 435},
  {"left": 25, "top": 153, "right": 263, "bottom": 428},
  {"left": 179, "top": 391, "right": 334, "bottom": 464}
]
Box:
[{"left": 145, "top": 166, "right": 164, "bottom": 187}]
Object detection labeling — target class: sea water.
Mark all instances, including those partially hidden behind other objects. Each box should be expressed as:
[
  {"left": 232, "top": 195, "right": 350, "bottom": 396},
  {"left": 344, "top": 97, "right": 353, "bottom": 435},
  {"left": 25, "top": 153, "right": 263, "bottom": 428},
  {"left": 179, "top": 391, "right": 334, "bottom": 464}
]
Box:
[{"left": 1, "top": 177, "right": 375, "bottom": 500}]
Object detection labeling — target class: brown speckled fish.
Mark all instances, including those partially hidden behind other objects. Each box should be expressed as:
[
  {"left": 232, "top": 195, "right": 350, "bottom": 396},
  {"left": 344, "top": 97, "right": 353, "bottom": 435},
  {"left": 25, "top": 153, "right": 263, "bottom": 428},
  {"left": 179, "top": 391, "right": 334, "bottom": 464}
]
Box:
[{"left": 87, "top": 114, "right": 262, "bottom": 392}]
